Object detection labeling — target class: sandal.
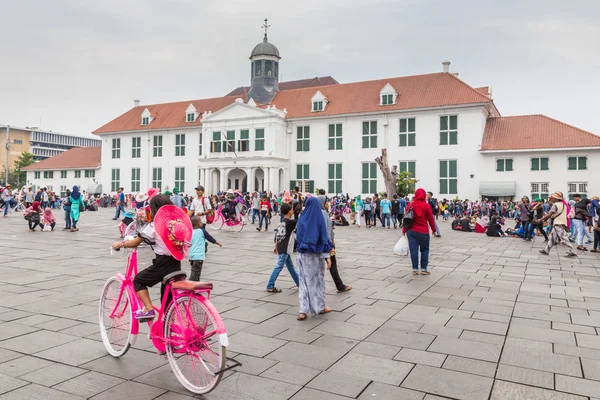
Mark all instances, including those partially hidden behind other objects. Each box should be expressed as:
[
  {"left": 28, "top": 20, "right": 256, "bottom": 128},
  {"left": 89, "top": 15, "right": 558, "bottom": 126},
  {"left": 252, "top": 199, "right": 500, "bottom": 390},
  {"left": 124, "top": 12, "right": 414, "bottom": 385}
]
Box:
[
  {"left": 337, "top": 285, "right": 352, "bottom": 293},
  {"left": 590, "top": 249, "right": 598, "bottom": 253},
  {"left": 266, "top": 287, "right": 282, "bottom": 293},
  {"left": 412, "top": 270, "right": 419, "bottom": 275},
  {"left": 577, "top": 246, "right": 588, "bottom": 251},
  {"left": 297, "top": 313, "right": 307, "bottom": 321},
  {"left": 319, "top": 307, "right": 332, "bottom": 314},
  {"left": 420, "top": 270, "right": 431, "bottom": 275}
]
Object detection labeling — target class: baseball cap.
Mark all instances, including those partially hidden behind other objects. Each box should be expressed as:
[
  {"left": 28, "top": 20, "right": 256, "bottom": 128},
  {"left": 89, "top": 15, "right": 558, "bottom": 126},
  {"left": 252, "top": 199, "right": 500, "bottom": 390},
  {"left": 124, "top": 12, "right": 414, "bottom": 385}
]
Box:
[{"left": 195, "top": 185, "right": 205, "bottom": 191}]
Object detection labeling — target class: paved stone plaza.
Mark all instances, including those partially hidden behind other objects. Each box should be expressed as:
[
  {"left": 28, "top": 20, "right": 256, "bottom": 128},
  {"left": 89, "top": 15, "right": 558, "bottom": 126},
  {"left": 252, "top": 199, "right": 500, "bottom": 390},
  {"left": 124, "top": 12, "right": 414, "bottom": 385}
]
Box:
[{"left": 1, "top": 209, "right": 600, "bottom": 399}]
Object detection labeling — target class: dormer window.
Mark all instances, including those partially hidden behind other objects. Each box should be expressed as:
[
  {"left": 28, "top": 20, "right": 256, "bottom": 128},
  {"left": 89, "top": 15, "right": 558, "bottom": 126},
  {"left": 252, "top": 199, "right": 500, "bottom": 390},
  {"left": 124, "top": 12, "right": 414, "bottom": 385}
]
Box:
[
  {"left": 311, "top": 91, "right": 327, "bottom": 112},
  {"left": 380, "top": 83, "right": 398, "bottom": 106},
  {"left": 141, "top": 108, "right": 153, "bottom": 126},
  {"left": 185, "top": 104, "right": 197, "bottom": 123},
  {"left": 141, "top": 117, "right": 150, "bottom": 126}
]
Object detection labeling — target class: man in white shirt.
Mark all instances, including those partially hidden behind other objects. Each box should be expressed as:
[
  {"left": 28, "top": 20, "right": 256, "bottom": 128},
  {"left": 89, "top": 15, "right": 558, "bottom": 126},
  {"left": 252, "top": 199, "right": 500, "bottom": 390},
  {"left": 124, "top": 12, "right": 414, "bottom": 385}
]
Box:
[
  {"left": 2, "top": 184, "right": 16, "bottom": 217},
  {"left": 188, "top": 185, "right": 212, "bottom": 224}
]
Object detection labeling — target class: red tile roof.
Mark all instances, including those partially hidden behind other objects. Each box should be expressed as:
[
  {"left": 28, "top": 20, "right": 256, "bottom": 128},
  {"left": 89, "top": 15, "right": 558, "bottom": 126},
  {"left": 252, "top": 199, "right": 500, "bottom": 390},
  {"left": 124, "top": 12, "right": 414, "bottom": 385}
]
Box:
[
  {"left": 475, "top": 86, "right": 490, "bottom": 97},
  {"left": 22, "top": 147, "right": 101, "bottom": 171},
  {"left": 481, "top": 115, "right": 600, "bottom": 151},
  {"left": 93, "top": 96, "right": 240, "bottom": 135},
  {"left": 273, "top": 73, "right": 492, "bottom": 119},
  {"left": 226, "top": 76, "right": 339, "bottom": 96}
]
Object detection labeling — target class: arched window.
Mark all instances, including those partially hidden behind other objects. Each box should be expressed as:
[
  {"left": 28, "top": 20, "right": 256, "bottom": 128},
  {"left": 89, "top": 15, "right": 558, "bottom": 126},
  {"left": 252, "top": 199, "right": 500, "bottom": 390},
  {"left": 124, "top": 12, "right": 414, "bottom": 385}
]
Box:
[{"left": 265, "top": 60, "right": 272, "bottom": 77}]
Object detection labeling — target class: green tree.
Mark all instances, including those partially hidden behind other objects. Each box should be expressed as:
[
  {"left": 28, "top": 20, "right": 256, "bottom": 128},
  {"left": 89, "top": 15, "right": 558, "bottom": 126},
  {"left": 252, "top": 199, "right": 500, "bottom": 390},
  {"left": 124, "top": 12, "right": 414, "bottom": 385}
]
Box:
[
  {"left": 396, "top": 170, "right": 419, "bottom": 196},
  {"left": 13, "top": 152, "right": 34, "bottom": 187}
]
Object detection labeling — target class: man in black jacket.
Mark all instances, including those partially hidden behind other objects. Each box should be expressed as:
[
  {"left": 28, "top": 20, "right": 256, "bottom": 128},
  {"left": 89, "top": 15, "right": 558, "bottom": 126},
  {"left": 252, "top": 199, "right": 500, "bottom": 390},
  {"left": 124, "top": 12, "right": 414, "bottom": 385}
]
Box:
[{"left": 426, "top": 191, "right": 441, "bottom": 237}]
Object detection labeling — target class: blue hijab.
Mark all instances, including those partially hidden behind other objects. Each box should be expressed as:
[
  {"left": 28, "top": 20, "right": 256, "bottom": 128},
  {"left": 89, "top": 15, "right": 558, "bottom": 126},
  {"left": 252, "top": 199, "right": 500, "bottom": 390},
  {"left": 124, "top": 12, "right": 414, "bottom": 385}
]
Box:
[
  {"left": 71, "top": 186, "right": 81, "bottom": 200},
  {"left": 296, "top": 196, "right": 332, "bottom": 254}
]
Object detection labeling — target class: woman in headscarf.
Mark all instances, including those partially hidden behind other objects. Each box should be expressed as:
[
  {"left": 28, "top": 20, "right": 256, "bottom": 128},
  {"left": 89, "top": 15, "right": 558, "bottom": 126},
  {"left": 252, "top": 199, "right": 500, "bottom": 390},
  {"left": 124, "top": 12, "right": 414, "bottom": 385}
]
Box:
[
  {"left": 295, "top": 195, "right": 333, "bottom": 320},
  {"left": 69, "top": 186, "right": 84, "bottom": 232},
  {"left": 355, "top": 195, "right": 364, "bottom": 228},
  {"left": 402, "top": 188, "right": 436, "bottom": 275},
  {"left": 24, "top": 201, "right": 42, "bottom": 231}
]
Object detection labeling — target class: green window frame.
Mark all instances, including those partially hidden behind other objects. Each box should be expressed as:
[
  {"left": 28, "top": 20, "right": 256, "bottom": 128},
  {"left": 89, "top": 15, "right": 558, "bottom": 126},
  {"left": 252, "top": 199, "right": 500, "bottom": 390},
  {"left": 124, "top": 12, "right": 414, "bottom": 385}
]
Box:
[
  {"left": 531, "top": 157, "right": 549, "bottom": 171},
  {"left": 381, "top": 94, "right": 394, "bottom": 105},
  {"left": 186, "top": 112, "right": 195, "bottom": 122},
  {"left": 60, "top": 170, "right": 67, "bottom": 179},
  {"left": 175, "top": 134, "right": 186, "bottom": 156},
  {"left": 224, "top": 131, "right": 235, "bottom": 153},
  {"left": 296, "top": 164, "right": 313, "bottom": 193},
  {"left": 44, "top": 171, "right": 53, "bottom": 179},
  {"left": 439, "top": 160, "right": 458, "bottom": 194},
  {"left": 297, "top": 126, "right": 310, "bottom": 152},
  {"left": 255, "top": 128, "right": 265, "bottom": 151},
  {"left": 175, "top": 167, "right": 185, "bottom": 192},
  {"left": 312, "top": 101, "right": 323, "bottom": 112},
  {"left": 112, "top": 138, "right": 121, "bottom": 159},
  {"left": 84, "top": 169, "right": 95, "bottom": 178},
  {"left": 153, "top": 135, "right": 163, "bottom": 157},
  {"left": 496, "top": 159, "right": 513, "bottom": 172},
  {"left": 132, "top": 137, "right": 141, "bottom": 158},
  {"left": 131, "top": 168, "right": 140, "bottom": 193},
  {"left": 439, "top": 115, "right": 458, "bottom": 145},
  {"left": 111, "top": 169, "right": 120, "bottom": 192},
  {"left": 361, "top": 162, "right": 377, "bottom": 194},
  {"left": 211, "top": 132, "right": 222, "bottom": 153},
  {"left": 141, "top": 116, "right": 149, "bottom": 126},
  {"left": 74, "top": 170, "right": 81, "bottom": 178},
  {"left": 152, "top": 167, "right": 162, "bottom": 190},
  {"left": 362, "top": 121, "right": 377, "bottom": 149},
  {"left": 399, "top": 161, "right": 416, "bottom": 193},
  {"left": 328, "top": 124, "right": 342, "bottom": 150},
  {"left": 238, "top": 129, "right": 250, "bottom": 152},
  {"left": 399, "top": 118, "right": 416, "bottom": 147},
  {"left": 34, "top": 171, "right": 40, "bottom": 179},
  {"left": 328, "top": 163, "right": 342, "bottom": 194},
  {"left": 568, "top": 156, "right": 587, "bottom": 170}
]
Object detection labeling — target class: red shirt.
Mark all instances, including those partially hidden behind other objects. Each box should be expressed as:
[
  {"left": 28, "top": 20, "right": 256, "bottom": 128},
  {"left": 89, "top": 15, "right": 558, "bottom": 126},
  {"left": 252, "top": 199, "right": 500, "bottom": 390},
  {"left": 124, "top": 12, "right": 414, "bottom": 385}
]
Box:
[
  {"left": 260, "top": 200, "right": 271, "bottom": 212},
  {"left": 403, "top": 202, "right": 436, "bottom": 235}
]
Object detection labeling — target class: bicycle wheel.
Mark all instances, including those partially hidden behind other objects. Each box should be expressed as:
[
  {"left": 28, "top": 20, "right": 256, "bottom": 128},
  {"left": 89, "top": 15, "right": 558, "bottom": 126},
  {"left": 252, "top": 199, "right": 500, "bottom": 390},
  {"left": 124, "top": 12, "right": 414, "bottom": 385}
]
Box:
[
  {"left": 209, "top": 215, "right": 223, "bottom": 230},
  {"left": 231, "top": 219, "right": 244, "bottom": 232},
  {"left": 99, "top": 277, "right": 133, "bottom": 357},
  {"left": 164, "top": 295, "right": 226, "bottom": 394}
]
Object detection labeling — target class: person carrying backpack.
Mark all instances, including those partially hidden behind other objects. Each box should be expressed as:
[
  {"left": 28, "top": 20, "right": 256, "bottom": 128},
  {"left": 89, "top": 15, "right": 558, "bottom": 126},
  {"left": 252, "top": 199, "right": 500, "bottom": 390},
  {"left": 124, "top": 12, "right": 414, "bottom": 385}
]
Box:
[
  {"left": 266, "top": 203, "right": 299, "bottom": 293},
  {"left": 403, "top": 188, "right": 437, "bottom": 275}
]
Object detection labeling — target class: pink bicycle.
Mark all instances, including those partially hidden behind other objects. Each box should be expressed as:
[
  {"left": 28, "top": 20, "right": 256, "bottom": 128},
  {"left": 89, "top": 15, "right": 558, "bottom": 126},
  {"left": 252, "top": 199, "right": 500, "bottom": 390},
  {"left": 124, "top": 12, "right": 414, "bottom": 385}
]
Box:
[
  {"left": 208, "top": 204, "right": 244, "bottom": 232},
  {"left": 99, "top": 247, "right": 240, "bottom": 394}
]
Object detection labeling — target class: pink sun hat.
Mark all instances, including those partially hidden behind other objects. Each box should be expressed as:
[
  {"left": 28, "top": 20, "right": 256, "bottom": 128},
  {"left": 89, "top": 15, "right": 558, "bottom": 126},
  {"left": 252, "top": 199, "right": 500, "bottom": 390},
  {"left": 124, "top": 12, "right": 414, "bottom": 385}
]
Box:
[
  {"left": 146, "top": 187, "right": 160, "bottom": 200},
  {"left": 153, "top": 205, "right": 193, "bottom": 261}
]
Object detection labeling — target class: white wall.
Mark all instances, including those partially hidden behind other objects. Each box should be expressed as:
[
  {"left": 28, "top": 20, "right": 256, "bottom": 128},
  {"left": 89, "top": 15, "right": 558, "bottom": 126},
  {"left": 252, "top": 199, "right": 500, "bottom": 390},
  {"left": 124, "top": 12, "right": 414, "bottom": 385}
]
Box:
[{"left": 26, "top": 169, "right": 98, "bottom": 195}]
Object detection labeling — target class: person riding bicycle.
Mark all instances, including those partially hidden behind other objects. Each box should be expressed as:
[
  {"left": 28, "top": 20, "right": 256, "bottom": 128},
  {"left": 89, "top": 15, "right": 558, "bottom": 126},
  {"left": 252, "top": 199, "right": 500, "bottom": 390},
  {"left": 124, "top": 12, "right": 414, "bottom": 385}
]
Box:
[
  {"left": 221, "top": 189, "right": 237, "bottom": 222},
  {"left": 112, "top": 194, "right": 192, "bottom": 320}
]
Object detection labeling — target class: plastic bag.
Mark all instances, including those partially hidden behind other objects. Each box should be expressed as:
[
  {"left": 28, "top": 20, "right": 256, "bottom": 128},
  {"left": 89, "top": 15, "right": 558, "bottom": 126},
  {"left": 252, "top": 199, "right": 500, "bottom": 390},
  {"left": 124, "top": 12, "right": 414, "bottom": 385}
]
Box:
[
  {"left": 393, "top": 235, "right": 409, "bottom": 256},
  {"left": 43, "top": 225, "right": 52, "bottom": 232}
]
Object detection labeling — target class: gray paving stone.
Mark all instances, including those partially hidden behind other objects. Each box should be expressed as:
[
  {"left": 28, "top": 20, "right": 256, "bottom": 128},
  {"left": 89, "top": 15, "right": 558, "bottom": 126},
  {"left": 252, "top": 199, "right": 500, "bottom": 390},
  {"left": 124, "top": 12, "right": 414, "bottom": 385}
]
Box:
[
  {"left": 307, "top": 370, "right": 371, "bottom": 398},
  {"left": 18, "top": 363, "right": 87, "bottom": 387},
  {"left": 491, "top": 380, "right": 586, "bottom": 400},
  {"left": 496, "top": 364, "right": 554, "bottom": 389},
  {"left": 260, "top": 361, "right": 320, "bottom": 385},
  {"left": 208, "top": 372, "right": 301, "bottom": 400},
  {"left": 442, "top": 355, "right": 497, "bottom": 377},
  {"left": 575, "top": 332, "right": 600, "bottom": 349},
  {"left": 79, "top": 349, "right": 167, "bottom": 380},
  {"left": 459, "top": 330, "right": 505, "bottom": 345},
  {"left": 394, "top": 348, "right": 447, "bottom": 367},
  {"left": 581, "top": 358, "right": 600, "bottom": 381},
  {"left": 0, "top": 349, "right": 21, "bottom": 364},
  {"left": 0, "top": 322, "right": 39, "bottom": 341},
  {"left": 311, "top": 335, "right": 359, "bottom": 352},
  {"left": 508, "top": 324, "right": 576, "bottom": 345},
  {"left": 350, "top": 341, "right": 401, "bottom": 359},
  {"left": 266, "top": 342, "right": 346, "bottom": 370},
  {"left": 402, "top": 364, "right": 493, "bottom": 400},
  {"left": 428, "top": 336, "right": 502, "bottom": 362},
  {"left": 446, "top": 316, "right": 508, "bottom": 335},
  {"left": 552, "top": 322, "right": 597, "bottom": 335},
  {"left": 501, "top": 344, "right": 582, "bottom": 376},
  {"left": 310, "top": 320, "right": 378, "bottom": 340},
  {"left": 393, "top": 307, "right": 451, "bottom": 325},
  {"left": 34, "top": 338, "right": 107, "bottom": 366},
  {"left": 89, "top": 381, "right": 167, "bottom": 400},
  {"left": 221, "top": 306, "right": 283, "bottom": 323},
  {"left": 274, "top": 328, "right": 322, "bottom": 343},
  {"left": 366, "top": 327, "right": 435, "bottom": 350},
  {"left": 329, "top": 353, "right": 413, "bottom": 385},
  {"left": 0, "top": 372, "right": 28, "bottom": 395},
  {"left": 227, "top": 331, "right": 287, "bottom": 357},
  {"left": 290, "top": 387, "right": 353, "bottom": 400},
  {"left": 358, "top": 382, "right": 425, "bottom": 400},
  {"left": 0, "top": 329, "right": 79, "bottom": 354},
  {"left": 419, "top": 324, "right": 462, "bottom": 338},
  {"left": 0, "top": 383, "right": 84, "bottom": 399},
  {"left": 53, "top": 371, "right": 124, "bottom": 398},
  {"left": 0, "top": 355, "right": 54, "bottom": 377},
  {"left": 555, "top": 374, "right": 600, "bottom": 398},
  {"left": 554, "top": 343, "right": 600, "bottom": 361}
]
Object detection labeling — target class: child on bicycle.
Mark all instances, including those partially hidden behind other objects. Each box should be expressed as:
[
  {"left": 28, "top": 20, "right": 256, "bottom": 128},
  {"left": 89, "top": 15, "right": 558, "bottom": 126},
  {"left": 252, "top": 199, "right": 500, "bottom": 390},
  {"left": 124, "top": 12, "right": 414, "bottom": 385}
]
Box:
[
  {"left": 188, "top": 216, "right": 222, "bottom": 281},
  {"left": 112, "top": 194, "right": 192, "bottom": 320}
]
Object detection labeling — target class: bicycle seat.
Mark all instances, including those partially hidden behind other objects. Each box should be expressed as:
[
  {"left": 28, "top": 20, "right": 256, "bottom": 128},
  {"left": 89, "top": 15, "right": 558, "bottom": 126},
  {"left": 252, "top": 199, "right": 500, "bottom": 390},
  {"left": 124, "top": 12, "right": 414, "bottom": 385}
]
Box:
[
  {"left": 171, "top": 280, "right": 213, "bottom": 291},
  {"left": 162, "top": 271, "right": 187, "bottom": 285}
]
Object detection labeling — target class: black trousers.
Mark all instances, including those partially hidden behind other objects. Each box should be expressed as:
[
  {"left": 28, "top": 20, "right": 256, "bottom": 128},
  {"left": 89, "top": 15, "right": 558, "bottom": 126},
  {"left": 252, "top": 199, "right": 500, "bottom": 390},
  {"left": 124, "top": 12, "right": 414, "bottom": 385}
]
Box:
[
  {"left": 189, "top": 260, "right": 204, "bottom": 281},
  {"left": 594, "top": 230, "right": 600, "bottom": 250},
  {"left": 329, "top": 255, "right": 346, "bottom": 292},
  {"left": 530, "top": 222, "right": 548, "bottom": 241},
  {"left": 133, "top": 255, "right": 181, "bottom": 305},
  {"left": 28, "top": 220, "right": 40, "bottom": 230},
  {"left": 364, "top": 210, "right": 372, "bottom": 226}
]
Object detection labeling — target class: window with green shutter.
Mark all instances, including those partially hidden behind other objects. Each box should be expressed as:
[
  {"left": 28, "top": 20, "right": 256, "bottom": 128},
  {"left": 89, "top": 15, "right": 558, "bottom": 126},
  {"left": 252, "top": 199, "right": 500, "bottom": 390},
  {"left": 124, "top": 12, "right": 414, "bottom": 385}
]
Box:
[
  {"left": 496, "top": 159, "right": 504, "bottom": 172},
  {"left": 568, "top": 156, "right": 587, "bottom": 170},
  {"left": 312, "top": 101, "right": 323, "bottom": 112},
  {"left": 211, "top": 132, "right": 222, "bottom": 153},
  {"left": 297, "top": 126, "right": 310, "bottom": 152},
  {"left": 328, "top": 124, "right": 342, "bottom": 150},
  {"left": 111, "top": 169, "right": 120, "bottom": 192},
  {"left": 362, "top": 121, "right": 377, "bottom": 148},
  {"left": 112, "top": 138, "right": 121, "bottom": 159},
  {"left": 361, "top": 162, "right": 377, "bottom": 194},
  {"left": 439, "top": 115, "right": 458, "bottom": 146},
  {"left": 399, "top": 161, "right": 416, "bottom": 193},
  {"left": 255, "top": 128, "right": 265, "bottom": 151},
  {"left": 175, "top": 134, "right": 186, "bottom": 156},
  {"left": 153, "top": 135, "right": 163, "bottom": 157},
  {"left": 497, "top": 159, "right": 513, "bottom": 172},
  {"left": 238, "top": 130, "right": 249, "bottom": 152},
  {"left": 131, "top": 168, "right": 140, "bottom": 192},
  {"left": 399, "top": 118, "right": 416, "bottom": 147},
  {"left": 132, "top": 137, "right": 141, "bottom": 158},
  {"left": 296, "top": 164, "right": 311, "bottom": 193},
  {"left": 224, "top": 131, "right": 235, "bottom": 153},
  {"left": 152, "top": 168, "right": 162, "bottom": 190},
  {"left": 531, "top": 158, "right": 540, "bottom": 171},
  {"left": 540, "top": 157, "right": 549, "bottom": 170},
  {"left": 328, "top": 163, "right": 342, "bottom": 194},
  {"left": 381, "top": 94, "right": 394, "bottom": 105},
  {"left": 439, "top": 160, "right": 458, "bottom": 194},
  {"left": 174, "top": 167, "right": 185, "bottom": 192}
]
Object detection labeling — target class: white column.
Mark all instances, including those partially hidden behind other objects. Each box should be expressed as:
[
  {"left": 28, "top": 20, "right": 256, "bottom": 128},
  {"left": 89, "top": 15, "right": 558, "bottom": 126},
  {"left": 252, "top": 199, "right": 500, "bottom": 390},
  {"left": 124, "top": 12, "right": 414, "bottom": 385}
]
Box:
[
  {"left": 220, "top": 168, "right": 228, "bottom": 191},
  {"left": 246, "top": 167, "right": 254, "bottom": 193}
]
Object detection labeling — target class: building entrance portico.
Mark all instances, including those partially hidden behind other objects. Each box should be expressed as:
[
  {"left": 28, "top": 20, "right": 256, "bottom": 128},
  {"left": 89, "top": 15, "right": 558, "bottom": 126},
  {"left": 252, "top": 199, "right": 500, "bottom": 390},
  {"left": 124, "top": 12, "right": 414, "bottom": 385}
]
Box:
[
  {"left": 198, "top": 162, "right": 287, "bottom": 194},
  {"left": 227, "top": 168, "right": 248, "bottom": 192}
]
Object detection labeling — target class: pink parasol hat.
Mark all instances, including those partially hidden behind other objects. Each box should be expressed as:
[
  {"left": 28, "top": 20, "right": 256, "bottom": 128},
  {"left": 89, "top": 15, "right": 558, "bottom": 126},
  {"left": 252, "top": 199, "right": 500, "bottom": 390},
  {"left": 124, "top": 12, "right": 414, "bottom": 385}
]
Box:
[
  {"left": 153, "top": 205, "right": 193, "bottom": 261},
  {"left": 146, "top": 187, "right": 160, "bottom": 200}
]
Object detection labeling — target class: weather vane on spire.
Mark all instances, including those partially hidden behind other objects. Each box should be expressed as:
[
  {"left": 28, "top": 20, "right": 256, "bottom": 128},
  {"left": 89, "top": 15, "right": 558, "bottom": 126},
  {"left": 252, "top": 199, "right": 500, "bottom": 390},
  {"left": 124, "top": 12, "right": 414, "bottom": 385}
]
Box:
[{"left": 261, "top": 18, "right": 271, "bottom": 41}]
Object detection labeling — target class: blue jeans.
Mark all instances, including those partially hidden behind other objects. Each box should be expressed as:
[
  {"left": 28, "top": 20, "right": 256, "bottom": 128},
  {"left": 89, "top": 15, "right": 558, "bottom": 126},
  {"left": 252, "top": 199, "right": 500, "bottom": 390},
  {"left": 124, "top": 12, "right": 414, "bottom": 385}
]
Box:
[
  {"left": 259, "top": 211, "right": 269, "bottom": 230},
  {"left": 114, "top": 204, "right": 125, "bottom": 219},
  {"left": 382, "top": 213, "right": 390, "bottom": 227},
  {"left": 572, "top": 219, "right": 587, "bottom": 246},
  {"left": 522, "top": 220, "right": 531, "bottom": 239},
  {"left": 64, "top": 208, "right": 71, "bottom": 229},
  {"left": 3, "top": 199, "right": 16, "bottom": 215},
  {"left": 391, "top": 214, "right": 398, "bottom": 227},
  {"left": 267, "top": 253, "right": 299, "bottom": 289},
  {"left": 434, "top": 221, "right": 441, "bottom": 236},
  {"left": 407, "top": 230, "right": 430, "bottom": 271},
  {"left": 252, "top": 208, "right": 259, "bottom": 223}
]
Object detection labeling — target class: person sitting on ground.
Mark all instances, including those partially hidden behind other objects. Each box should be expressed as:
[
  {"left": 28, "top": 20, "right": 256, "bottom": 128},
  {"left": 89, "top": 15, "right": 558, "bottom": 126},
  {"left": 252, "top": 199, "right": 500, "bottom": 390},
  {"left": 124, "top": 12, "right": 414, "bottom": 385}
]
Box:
[
  {"left": 41, "top": 207, "right": 56, "bottom": 231},
  {"left": 486, "top": 212, "right": 505, "bottom": 237},
  {"left": 475, "top": 215, "right": 488, "bottom": 233},
  {"left": 24, "top": 201, "right": 42, "bottom": 231},
  {"left": 333, "top": 212, "right": 349, "bottom": 226}
]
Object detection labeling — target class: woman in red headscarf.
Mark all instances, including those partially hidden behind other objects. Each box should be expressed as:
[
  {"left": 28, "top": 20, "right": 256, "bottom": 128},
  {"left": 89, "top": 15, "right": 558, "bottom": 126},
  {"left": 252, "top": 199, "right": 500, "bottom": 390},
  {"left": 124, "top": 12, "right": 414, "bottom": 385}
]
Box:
[
  {"left": 402, "top": 188, "right": 436, "bottom": 275},
  {"left": 24, "top": 201, "right": 42, "bottom": 231}
]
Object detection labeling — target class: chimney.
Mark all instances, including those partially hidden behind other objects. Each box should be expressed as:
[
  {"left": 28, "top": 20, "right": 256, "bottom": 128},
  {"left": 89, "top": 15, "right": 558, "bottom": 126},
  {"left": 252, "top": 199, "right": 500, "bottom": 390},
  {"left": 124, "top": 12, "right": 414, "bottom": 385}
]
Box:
[
  {"left": 134, "top": 99, "right": 140, "bottom": 107},
  {"left": 442, "top": 60, "right": 450, "bottom": 73}
]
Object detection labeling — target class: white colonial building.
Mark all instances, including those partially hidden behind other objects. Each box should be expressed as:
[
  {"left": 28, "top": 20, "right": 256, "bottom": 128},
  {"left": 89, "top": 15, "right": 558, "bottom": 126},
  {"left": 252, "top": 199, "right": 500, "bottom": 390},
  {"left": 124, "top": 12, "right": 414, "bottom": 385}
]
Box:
[{"left": 85, "top": 30, "right": 600, "bottom": 200}]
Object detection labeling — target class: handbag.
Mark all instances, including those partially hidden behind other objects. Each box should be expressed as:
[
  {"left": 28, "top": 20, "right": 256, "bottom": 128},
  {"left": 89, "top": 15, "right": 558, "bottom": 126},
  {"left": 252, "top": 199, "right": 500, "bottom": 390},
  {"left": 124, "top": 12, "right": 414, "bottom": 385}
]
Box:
[
  {"left": 402, "top": 207, "right": 414, "bottom": 229},
  {"left": 202, "top": 197, "right": 215, "bottom": 224}
]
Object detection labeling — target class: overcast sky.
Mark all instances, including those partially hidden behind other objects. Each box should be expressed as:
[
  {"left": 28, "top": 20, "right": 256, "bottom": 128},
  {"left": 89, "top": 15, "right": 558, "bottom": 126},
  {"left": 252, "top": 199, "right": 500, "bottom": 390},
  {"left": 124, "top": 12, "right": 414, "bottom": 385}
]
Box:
[{"left": 1, "top": 0, "right": 598, "bottom": 138}]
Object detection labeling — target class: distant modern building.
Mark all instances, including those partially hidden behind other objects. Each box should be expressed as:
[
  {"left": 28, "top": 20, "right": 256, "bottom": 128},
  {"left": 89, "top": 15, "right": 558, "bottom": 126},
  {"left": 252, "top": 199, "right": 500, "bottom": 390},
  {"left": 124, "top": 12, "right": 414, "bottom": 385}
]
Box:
[{"left": 21, "top": 147, "right": 102, "bottom": 195}]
